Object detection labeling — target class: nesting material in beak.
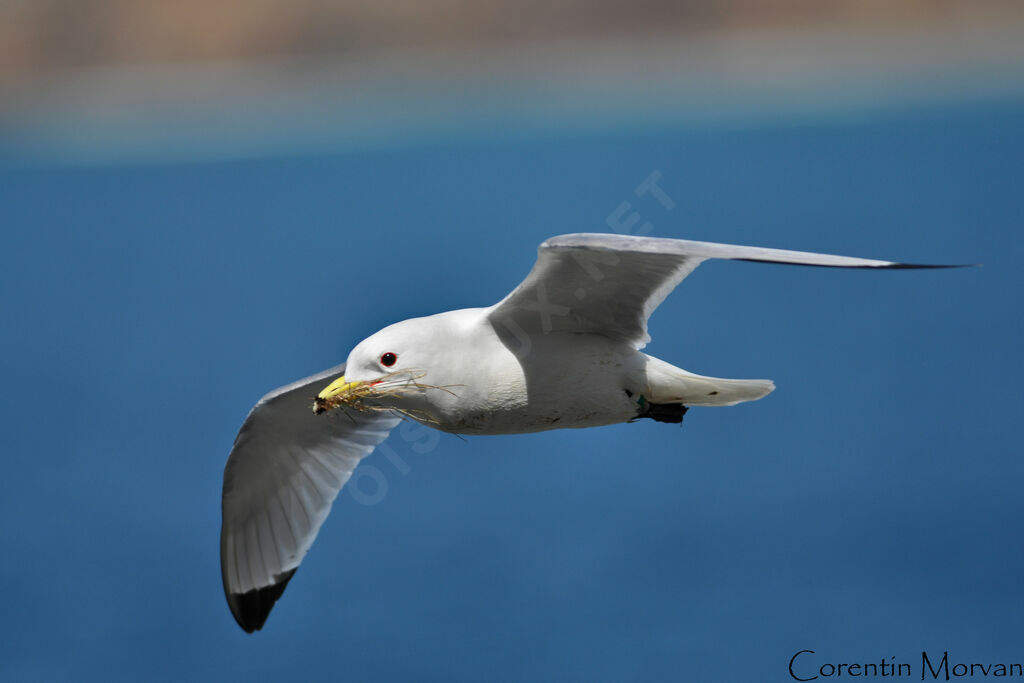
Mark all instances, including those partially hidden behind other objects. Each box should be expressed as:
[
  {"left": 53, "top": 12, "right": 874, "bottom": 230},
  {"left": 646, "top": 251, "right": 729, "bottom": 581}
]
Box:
[
  {"left": 311, "top": 370, "right": 455, "bottom": 418},
  {"left": 312, "top": 376, "right": 364, "bottom": 414}
]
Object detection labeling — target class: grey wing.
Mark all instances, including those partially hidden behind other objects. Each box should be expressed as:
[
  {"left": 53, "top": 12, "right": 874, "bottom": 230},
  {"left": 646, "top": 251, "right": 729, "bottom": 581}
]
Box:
[
  {"left": 488, "top": 233, "right": 962, "bottom": 348},
  {"left": 220, "top": 363, "right": 400, "bottom": 632}
]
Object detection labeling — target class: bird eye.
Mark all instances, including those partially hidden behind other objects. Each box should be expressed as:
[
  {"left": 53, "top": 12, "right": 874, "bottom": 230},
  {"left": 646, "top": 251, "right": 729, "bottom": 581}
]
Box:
[{"left": 380, "top": 352, "right": 397, "bottom": 367}]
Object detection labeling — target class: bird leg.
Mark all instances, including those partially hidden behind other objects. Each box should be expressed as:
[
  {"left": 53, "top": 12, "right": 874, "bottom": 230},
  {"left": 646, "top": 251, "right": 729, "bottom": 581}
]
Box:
[{"left": 632, "top": 391, "right": 689, "bottom": 424}]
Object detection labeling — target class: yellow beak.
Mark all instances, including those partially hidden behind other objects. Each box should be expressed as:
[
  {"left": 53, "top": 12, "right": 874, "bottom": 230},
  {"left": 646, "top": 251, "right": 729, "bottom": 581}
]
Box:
[{"left": 317, "top": 375, "right": 362, "bottom": 400}]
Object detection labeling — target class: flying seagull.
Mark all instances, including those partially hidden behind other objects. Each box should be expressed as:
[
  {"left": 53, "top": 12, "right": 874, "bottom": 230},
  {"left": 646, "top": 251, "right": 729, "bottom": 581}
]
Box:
[{"left": 220, "top": 233, "right": 962, "bottom": 632}]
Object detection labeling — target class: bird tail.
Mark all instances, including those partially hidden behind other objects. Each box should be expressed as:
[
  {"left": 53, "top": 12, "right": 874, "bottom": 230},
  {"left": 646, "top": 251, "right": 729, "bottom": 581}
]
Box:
[{"left": 641, "top": 355, "right": 775, "bottom": 407}]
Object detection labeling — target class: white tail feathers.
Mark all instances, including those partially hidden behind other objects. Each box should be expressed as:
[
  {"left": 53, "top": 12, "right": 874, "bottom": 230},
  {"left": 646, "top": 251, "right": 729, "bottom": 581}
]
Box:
[{"left": 642, "top": 355, "right": 775, "bottom": 407}]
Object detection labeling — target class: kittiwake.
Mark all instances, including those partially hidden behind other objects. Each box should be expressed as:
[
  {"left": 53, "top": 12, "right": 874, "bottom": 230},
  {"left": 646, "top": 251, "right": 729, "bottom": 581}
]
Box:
[{"left": 220, "top": 232, "right": 964, "bottom": 632}]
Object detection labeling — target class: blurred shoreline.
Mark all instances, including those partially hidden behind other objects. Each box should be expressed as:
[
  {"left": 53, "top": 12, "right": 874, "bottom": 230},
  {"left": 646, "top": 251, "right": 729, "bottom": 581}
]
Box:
[
  {"left": 3, "top": 8, "right": 1023, "bottom": 165},
  {"left": 4, "top": 0, "right": 1023, "bottom": 77}
]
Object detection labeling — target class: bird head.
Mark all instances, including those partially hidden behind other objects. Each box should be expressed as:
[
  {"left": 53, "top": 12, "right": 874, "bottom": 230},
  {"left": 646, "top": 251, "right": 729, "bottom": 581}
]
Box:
[{"left": 312, "top": 317, "right": 437, "bottom": 416}]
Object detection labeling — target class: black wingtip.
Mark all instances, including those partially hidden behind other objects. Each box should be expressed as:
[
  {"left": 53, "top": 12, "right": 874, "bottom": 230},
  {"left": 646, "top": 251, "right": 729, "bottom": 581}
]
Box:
[
  {"left": 872, "top": 262, "right": 980, "bottom": 270},
  {"left": 227, "top": 568, "right": 297, "bottom": 633},
  {"left": 735, "top": 258, "right": 978, "bottom": 270}
]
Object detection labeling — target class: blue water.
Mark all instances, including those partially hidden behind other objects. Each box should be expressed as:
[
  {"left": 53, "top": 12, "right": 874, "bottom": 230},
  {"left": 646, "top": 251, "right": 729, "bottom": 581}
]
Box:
[{"left": 1, "top": 95, "right": 1022, "bottom": 681}]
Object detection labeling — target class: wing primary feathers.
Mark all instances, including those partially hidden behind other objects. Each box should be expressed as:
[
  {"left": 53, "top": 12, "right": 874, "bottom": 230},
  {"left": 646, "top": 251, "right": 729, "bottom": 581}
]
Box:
[
  {"left": 226, "top": 568, "right": 298, "bottom": 633},
  {"left": 220, "top": 363, "right": 400, "bottom": 633},
  {"left": 734, "top": 258, "right": 975, "bottom": 269},
  {"left": 492, "top": 233, "right": 972, "bottom": 349}
]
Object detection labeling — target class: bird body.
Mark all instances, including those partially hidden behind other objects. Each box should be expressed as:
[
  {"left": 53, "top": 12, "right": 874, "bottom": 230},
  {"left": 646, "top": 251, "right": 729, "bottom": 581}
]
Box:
[
  {"left": 220, "top": 233, "right": 964, "bottom": 632},
  {"left": 343, "top": 308, "right": 773, "bottom": 434}
]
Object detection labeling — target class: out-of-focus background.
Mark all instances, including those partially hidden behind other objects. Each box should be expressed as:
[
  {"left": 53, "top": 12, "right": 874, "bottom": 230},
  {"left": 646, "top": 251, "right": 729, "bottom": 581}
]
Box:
[
  {"left": 4, "top": 0, "right": 1024, "bottom": 162},
  {"left": 2, "top": 2, "right": 1022, "bottom": 681}
]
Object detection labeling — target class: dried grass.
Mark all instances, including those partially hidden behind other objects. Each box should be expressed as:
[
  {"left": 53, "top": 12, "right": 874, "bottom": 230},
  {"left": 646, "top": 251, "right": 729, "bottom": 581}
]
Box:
[{"left": 311, "top": 369, "right": 460, "bottom": 427}]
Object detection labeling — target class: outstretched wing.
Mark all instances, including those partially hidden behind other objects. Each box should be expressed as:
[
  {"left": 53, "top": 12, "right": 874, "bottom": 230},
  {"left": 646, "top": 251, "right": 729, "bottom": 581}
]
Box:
[
  {"left": 489, "top": 233, "right": 962, "bottom": 348},
  {"left": 220, "top": 364, "right": 400, "bottom": 632}
]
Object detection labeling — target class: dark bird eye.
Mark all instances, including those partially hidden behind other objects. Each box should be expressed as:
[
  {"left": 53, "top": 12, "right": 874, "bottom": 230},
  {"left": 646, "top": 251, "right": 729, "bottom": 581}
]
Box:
[{"left": 380, "top": 352, "right": 397, "bottom": 367}]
